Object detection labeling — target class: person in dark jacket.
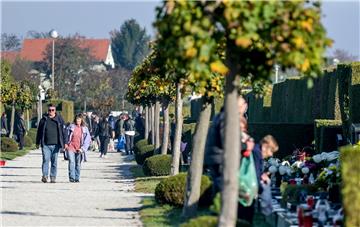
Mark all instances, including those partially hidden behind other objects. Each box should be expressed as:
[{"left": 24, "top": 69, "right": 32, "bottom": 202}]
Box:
[
  {"left": 124, "top": 114, "right": 136, "bottom": 155},
  {"left": 14, "top": 112, "right": 27, "bottom": 150},
  {"left": 36, "top": 104, "right": 67, "bottom": 183},
  {"left": 96, "top": 116, "right": 114, "bottom": 158},
  {"left": 1, "top": 112, "right": 8, "bottom": 136}
]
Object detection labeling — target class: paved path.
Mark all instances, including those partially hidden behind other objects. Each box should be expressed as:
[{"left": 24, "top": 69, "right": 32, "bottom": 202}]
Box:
[{"left": 1, "top": 149, "right": 145, "bottom": 227}]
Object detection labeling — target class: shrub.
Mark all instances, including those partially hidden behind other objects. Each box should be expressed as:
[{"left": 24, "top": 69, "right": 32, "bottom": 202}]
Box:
[
  {"left": 24, "top": 135, "right": 33, "bottom": 147},
  {"left": 143, "top": 154, "right": 171, "bottom": 176},
  {"left": 340, "top": 145, "right": 360, "bottom": 227},
  {"left": 314, "top": 119, "right": 342, "bottom": 152},
  {"left": 135, "top": 138, "right": 148, "bottom": 150},
  {"left": 1, "top": 137, "right": 18, "bottom": 152},
  {"left": 135, "top": 144, "right": 155, "bottom": 165},
  {"left": 155, "top": 173, "right": 212, "bottom": 207},
  {"left": 27, "top": 128, "right": 37, "bottom": 144}
]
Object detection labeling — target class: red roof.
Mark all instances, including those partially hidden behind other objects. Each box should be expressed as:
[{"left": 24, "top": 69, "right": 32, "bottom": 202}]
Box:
[
  {"left": 20, "top": 38, "right": 110, "bottom": 62},
  {"left": 1, "top": 51, "right": 20, "bottom": 63}
]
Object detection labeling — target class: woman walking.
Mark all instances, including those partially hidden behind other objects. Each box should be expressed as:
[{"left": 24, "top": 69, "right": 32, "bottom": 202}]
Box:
[{"left": 65, "top": 114, "right": 91, "bottom": 183}]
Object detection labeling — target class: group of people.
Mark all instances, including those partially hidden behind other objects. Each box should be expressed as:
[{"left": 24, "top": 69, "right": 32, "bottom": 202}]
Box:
[
  {"left": 34, "top": 104, "right": 138, "bottom": 183},
  {"left": 204, "top": 96, "right": 279, "bottom": 224}
]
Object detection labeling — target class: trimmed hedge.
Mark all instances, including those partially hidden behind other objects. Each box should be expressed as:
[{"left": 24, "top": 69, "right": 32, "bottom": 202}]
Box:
[
  {"left": 340, "top": 145, "right": 360, "bottom": 227},
  {"left": 155, "top": 173, "right": 212, "bottom": 207},
  {"left": 134, "top": 144, "right": 155, "bottom": 165},
  {"left": 1, "top": 137, "right": 18, "bottom": 152},
  {"left": 135, "top": 138, "right": 148, "bottom": 152},
  {"left": 143, "top": 154, "right": 171, "bottom": 176},
  {"left": 27, "top": 128, "right": 37, "bottom": 144},
  {"left": 24, "top": 135, "right": 33, "bottom": 147},
  {"left": 248, "top": 123, "right": 314, "bottom": 158},
  {"left": 314, "top": 119, "right": 342, "bottom": 152}
]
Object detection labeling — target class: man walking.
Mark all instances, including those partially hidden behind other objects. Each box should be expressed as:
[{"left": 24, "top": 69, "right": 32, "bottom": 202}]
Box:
[
  {"left": 124, "top": 114, "right": 135, "bottom": 155},
  {"left": 36, "top": 104, "right": 67, "bottom": 183}
]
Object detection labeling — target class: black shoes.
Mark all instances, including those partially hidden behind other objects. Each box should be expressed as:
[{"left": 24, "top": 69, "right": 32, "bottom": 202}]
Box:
[
  {"left": 69, "top": 178, "right": 80, "bottom": 183},
  {"left": 50, "top": 177, "right": 56, "bottom": 183},
  {"left": 41, "top": 176, "right": 48, "bottom": 183}
]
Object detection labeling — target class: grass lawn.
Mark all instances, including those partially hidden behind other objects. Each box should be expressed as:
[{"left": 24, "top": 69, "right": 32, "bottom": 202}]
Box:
[
  {"left": 130, "top": 164, "right": 167, "bottom": 193},
  {"left": 0, "top": 146, "right": 34, "bottom": 160}
]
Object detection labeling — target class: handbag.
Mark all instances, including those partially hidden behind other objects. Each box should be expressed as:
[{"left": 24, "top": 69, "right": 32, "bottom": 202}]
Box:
[{"left": 117, "top": 135, "right": 126, "bottom": 150}]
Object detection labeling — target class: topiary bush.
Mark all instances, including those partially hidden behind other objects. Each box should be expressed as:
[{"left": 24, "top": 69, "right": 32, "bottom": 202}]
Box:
[
  {"left": 1, "top": 137, "right": 18, "bottom": 152},
  {"left": 143, "top": 154, "right": 171, "bottom": 176},
  {"left": 155, "top": 173, "right": 212, "bottom": 207},
  {"left": 28, "top": 128, "right": 37, "bottom": 143},
  {"left": 135, "top": 144, "right": 155, "bottom": 165},
  {"left": 135, "top": 138, "right": 148, "bottom": 152},
  {"left": 340, "top": 145, "right": 360, "bottom": 227},
  {"left": 24, "top": 135, "right": 33, "bottom": 147}
]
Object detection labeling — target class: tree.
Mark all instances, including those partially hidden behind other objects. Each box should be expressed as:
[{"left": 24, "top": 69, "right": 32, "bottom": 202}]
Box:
[
  {"left": 110, "top": 19, "right": 151, "bottom": 70},
  {"left": 42, "top": 36, "right": 93, "bottom": 101},
  {"left": 155, "top": 1, "right": 332, "bottom": 225},
  {"left": 332, "top": 49, "right": 358, "bottom": 63},
  {"left": 1, "top": 33, "right": 21, "bottom": 51},
  {"left": 26, "top": 30, "right": 50, "bottom": 39}
]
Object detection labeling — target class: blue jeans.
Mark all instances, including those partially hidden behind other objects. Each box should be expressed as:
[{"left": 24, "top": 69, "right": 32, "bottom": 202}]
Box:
[
  {"left": 68, "top": 151, "right": 81, "bottom": 181},
  {"left": 42, "top": 145, "right": 60, "bottom": 178}
]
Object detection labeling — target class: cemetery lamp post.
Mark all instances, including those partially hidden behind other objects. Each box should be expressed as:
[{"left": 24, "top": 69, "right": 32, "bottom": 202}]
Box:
[{"left": 49, "top": 29, "right": 58, "bottom": 90}]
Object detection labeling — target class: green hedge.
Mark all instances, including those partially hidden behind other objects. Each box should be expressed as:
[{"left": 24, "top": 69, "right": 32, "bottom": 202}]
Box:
[
  {"left": 248, "top": 123, "right": 314, "bottom": 158},
  {"left": 1, "top": 137, "right": 18, "bottom": 152},
  {"left": 43, "top": 99, "right": 74, "bottom": 123},
  {"left": 155, "top": 173, "right": 212, "bottom": 207},
  {"left": 314, "top": 119, "right": 342, "bottom": 152},
  {"left": 24, "top": 135, "right": 33, "bottom": 147},
  {"left": 27, "top": 128, "right": 37, "bottom": 144},
  {"left": 180, "top": 216, "right": 218, "bottom": 227},
  {"left": 143, "top": 154, "right": 172, "bottom": 176},
  {"left": 340, "top": 145, "right": 360, "bottom": 227},
  {"left": 135, "top": 138, "right": 148, "bottom": 153},
  {"left": 350, "top": 62, "right": 360, "bottom": 124},
  {"left": 134, "top": 144, "right": 155, "bottom": 165}
]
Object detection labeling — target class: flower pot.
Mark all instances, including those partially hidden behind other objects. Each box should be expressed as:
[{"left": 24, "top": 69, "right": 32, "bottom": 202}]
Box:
[{"left": 0, "top": 160, "right": 6, "bottom": 166}]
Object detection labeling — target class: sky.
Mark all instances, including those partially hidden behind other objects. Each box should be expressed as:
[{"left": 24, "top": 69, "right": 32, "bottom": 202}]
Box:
[{"left": 1, "top": 0, "right": 359, "bottom": 59}]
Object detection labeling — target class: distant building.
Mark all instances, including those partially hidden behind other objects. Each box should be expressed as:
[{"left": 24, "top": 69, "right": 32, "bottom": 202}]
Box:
[{"left": 1, "top": 38, "right": 115, "bottom": 90}]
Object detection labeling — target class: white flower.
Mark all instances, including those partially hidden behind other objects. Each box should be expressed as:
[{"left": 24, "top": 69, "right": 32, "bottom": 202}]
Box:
[
  {"left": 313, "top": 154, "right": 322, "bottom": 163},
  {"left": 301, "top": 167, "right": 310, "bottom": 174},
  {"left": 269, "top": 165, "right": 278, "bottom": 174}
]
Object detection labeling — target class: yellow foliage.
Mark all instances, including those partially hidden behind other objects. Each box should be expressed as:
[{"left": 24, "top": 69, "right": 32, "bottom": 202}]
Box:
[
  {"left": 301, "top": 59, "right": 310, "bottom": 72},
  {"left": 301, "top": 19, "right": 313, "bottom": 32},
  {"left": 292, "top": 36, "right": 305, "bottom": 48},
  {"left": 235, "top": 37, "right": 252, "bottom": 48},
  {"left": 210, "top": 61, "right": 229, "bottom": 75},
  {"left": 185, "top": 47, "right": 197, "bottom": 58}
]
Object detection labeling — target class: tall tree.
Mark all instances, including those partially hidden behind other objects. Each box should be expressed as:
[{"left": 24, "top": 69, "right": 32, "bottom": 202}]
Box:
[
  {"left": 110, "top": 19, "right": 151, "bottom": 70},
  {"left": 42, "top": 36, "right": 93, "bottom": 101},
  {"left": 1, "top": 33, "right": 21, "bottom": 51},
  {"left": 26, "top": 30, "right": 50, "bottom": 39}
]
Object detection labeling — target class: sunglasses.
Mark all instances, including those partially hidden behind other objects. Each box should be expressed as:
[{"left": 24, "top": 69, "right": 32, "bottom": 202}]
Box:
[{"left": 48, "top": 109, "right": 56, "bottom": 112}]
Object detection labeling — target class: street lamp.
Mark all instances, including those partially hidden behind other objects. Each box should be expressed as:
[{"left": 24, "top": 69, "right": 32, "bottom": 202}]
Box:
[
  {"left": 49, "top": 29, "right": 58, "bottom": 90},
  {"left": 274, "top": 64, "right": 280, "bottom": 83}
]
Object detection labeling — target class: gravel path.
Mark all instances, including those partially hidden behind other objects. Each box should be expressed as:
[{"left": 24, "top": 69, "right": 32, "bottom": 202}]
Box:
[{"left": 1, "top": 149, "right": 146, "bottom": 227}]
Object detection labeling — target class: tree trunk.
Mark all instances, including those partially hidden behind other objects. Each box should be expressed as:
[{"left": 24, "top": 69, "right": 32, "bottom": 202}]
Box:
[
  {"left": 182, "top": 97, "right": 213, "bottom": 218},
  {"left": 9, "top": 103, "right": 16, "bottom": 139},
  {"left": 145, "top": 106, "right": 149, "bottom": 140},
  {"left": 151, "top": 104, "right": 155, "bottom": 145},
  {"left": 161, "top": 100, "right": 170, "bottom": 155},
  {"left": 26, "top": 109, "right": 30, "bottom": 130},
  {"left": 154, "top": 100, "right": 161, "bottom": 153},
  {"left": 171, "top": 83, "right": 183, "bottom": 176},
  {"left": 218, "top": 46, "right": 241, "bottom": 227}
]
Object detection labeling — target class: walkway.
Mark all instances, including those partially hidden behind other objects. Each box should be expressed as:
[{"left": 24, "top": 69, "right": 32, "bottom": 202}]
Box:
[{"left": 1, "top": 149, "right": 145, "bottom": 226}]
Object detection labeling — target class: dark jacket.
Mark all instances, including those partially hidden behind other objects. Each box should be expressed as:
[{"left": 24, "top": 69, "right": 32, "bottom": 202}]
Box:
[
  {"left": 96, "top": 120, "right": 113, "bottom": 138},
  {"left": 251, "top": 144, "right": 264, "bottom": 193},
  {"left": 36, "top": 113, "right": 67, "bottom": 148},
  {"left": 14, "top": 117, "right": 26, "bottom": 135}
]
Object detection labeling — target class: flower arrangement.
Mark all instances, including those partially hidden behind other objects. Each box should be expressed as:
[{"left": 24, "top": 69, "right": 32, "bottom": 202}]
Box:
[{"left": 315, "top": 165, "right": 341, "bottom": 190}]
